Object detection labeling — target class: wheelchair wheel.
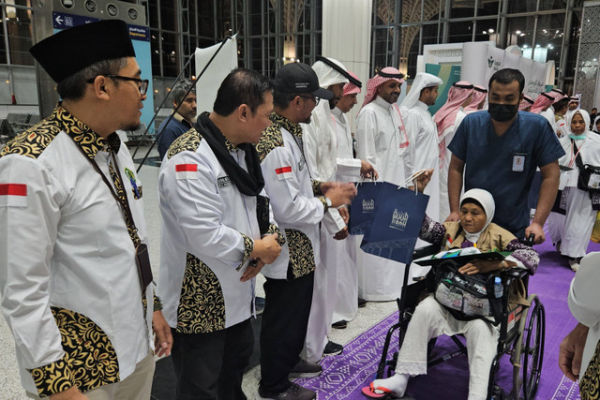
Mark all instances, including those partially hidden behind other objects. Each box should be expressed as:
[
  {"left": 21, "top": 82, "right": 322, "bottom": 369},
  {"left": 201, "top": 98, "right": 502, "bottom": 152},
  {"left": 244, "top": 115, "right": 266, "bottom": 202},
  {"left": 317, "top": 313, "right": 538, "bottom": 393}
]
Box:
[{"left": 513, "top": 296, "right": 545, "bottom": 400}]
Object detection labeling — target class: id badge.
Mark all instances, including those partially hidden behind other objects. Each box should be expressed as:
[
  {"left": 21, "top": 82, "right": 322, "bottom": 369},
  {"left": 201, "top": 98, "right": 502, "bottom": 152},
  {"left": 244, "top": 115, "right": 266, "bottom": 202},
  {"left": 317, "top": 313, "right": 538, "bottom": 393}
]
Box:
[
  {"left": 512, "top": 153, "right": 526, "bottom": 172},
  {"left": 135, "top": 243, "right": 154, "bottom": 290}
]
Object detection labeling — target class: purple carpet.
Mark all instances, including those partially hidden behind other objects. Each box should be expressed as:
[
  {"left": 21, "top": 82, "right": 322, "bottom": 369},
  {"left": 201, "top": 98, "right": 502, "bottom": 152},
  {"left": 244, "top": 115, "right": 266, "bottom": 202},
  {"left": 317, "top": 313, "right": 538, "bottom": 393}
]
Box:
[{"left": 296, "top": 240, "right": 600, "bottom": 399}]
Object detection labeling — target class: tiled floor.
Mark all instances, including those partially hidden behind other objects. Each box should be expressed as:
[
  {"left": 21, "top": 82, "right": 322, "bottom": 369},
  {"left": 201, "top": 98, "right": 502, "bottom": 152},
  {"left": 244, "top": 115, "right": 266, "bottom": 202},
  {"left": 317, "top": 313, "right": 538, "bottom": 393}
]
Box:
[{"left": 0, "top": 145, "right": 394, "bottom": 399}]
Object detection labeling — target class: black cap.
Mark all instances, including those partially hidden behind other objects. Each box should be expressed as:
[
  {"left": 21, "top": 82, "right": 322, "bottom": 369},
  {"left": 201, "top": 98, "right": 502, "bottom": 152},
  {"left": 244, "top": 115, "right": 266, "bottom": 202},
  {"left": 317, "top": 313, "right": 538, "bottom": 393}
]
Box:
[
  {"left": 273, "top": 62, "right": 334, "bottom": 100},
  {"left": 30, "top": 20, "right": 135, "bottom": 83}
]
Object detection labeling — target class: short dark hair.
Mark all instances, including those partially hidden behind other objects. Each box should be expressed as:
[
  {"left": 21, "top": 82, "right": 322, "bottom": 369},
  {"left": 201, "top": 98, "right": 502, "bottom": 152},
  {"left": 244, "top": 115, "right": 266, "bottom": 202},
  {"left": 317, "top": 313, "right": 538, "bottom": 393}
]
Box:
[
  {"left": 553, "top": 97, "right": 569, "bottom": 113},
  {"left": 57, "top": 57, "right": 128, "bottom": 100},
  {"left": 213, "top": 68, "right": 272, "bottom": 116},
  {"left": 593, "top": 107, "right": 598, "bottom": 111},
  {"left": 488, "top": 68, "right": 525, "bottom": 94}
]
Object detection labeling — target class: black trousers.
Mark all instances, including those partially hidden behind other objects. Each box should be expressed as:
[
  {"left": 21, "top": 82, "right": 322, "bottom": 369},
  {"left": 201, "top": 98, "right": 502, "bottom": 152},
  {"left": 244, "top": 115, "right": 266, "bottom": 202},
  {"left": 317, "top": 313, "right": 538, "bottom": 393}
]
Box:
[
  {"left": 171, "top": 319, "right": 254, "bottom": 400},
  {"left": 259, "top": 271, "right": 314, "bottom": 393}
]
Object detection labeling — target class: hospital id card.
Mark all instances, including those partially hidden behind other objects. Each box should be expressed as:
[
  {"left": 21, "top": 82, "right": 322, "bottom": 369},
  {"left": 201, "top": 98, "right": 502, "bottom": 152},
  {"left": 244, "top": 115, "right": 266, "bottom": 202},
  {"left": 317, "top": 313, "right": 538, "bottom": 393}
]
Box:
[{"left": 512, "top": 153, "right": 526, "bottom": 172}]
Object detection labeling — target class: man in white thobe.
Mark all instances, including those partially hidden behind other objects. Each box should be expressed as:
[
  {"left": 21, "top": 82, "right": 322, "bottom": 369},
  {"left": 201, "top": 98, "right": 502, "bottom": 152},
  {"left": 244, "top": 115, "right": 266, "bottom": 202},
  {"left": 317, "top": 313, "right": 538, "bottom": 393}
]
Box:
[
  {"left": 355, "top": 67, "right": 414, "bottom": 301},
  {"left": 301, "top": 57, "right": 376, "bottom": 362},
  {"left": 401, "top": 72, "right": 444, "bottom": 226},
  {"left": 330, "top": 72, "right": 376, "bottom": 326}
]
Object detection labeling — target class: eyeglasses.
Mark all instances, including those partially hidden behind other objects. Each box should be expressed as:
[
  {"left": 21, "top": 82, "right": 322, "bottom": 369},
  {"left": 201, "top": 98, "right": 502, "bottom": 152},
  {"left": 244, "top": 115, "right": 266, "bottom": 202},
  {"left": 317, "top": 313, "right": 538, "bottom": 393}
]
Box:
[
  {"left": 87, "top": 75, "right": 149, "bottom": 96},
  {"left": 299, "top": 95, "right": 320, "bottom": 105}
]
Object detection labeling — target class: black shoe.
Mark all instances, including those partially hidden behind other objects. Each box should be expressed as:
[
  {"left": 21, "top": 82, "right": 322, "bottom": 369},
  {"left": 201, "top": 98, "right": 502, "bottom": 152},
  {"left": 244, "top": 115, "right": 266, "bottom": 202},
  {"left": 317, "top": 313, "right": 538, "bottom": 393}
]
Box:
[
  {"left": 358, "top": 297, "right": 367, "bottom": 308},
  {"left": 331, "top": 320, "right": 347, "bottom": 329},
  {"left": 289, "top": 359, "right": 322, "bottom": 378},
  {"left": 323, "top": 340, "right": 343, "bottom": 356},
  {"left": 255, "top": 296, "right": 266, "bottom": 315},
  {"left": 258, "top": 382, "right": 316, "bottom": 400}
]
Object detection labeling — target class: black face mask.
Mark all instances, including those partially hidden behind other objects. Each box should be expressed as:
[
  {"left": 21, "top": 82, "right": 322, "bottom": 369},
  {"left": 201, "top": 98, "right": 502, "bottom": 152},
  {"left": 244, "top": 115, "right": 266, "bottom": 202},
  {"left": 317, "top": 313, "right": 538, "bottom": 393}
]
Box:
[{"left": 488, "top": 103, "right": 519, "bottom": 122}]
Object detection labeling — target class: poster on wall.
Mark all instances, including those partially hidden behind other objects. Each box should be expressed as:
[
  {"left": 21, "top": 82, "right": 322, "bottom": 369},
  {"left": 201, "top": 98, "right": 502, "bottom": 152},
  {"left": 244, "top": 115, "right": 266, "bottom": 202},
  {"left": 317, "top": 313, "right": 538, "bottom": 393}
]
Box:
[
  {"left": 462, "top": 42, "right": 553, "bottom": 99},
  {"left": 425, "top": 63, "right": 462, "bottom": 114},
  {"left": 53, "top": 11, "right": 155, "bottom": 133}
]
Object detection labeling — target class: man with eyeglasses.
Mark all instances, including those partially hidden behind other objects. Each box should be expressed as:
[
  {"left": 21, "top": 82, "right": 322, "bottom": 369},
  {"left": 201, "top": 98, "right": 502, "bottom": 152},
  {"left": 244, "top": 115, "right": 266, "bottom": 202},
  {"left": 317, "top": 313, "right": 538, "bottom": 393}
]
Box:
[
  {"left": 301, "top": 57, "right": 377, "bottom": 366},
  {"left": 0, "top": 20, "right": 171, "bottom": 400},
  {"left": 256, "top": 62, "right": 357, "bottom": 400}
]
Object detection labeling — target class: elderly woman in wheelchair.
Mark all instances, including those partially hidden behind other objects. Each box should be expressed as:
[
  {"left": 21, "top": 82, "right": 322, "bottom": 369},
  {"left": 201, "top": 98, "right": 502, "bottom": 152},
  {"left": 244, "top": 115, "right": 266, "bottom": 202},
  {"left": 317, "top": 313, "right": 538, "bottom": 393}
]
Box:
[{"left": 364, "top": 188, "right": 539, "bottom": 400}]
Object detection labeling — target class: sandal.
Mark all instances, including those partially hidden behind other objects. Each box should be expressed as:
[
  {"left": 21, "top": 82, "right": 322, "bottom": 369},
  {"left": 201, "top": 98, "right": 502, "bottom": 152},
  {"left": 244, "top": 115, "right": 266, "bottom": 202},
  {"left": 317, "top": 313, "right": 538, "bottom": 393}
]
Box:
[{"left": 361, "top": 382, "right": 393, "bottom": 399}]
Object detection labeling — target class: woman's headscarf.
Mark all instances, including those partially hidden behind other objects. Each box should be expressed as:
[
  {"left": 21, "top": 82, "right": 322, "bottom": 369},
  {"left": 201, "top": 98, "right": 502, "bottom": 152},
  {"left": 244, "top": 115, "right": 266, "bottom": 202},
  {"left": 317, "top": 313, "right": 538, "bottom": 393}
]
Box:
[
  {"left": 459, "top": 188, "right": 495, "bottom": 244},
  {"left": 593, "top": 115, "right": 600, "bottom": 133},
  {"left": 566, "top": 109, "right": 591, "bottom": 140},
  {"left": 565, "top": 109, "right": 600, "bottom": 166}
]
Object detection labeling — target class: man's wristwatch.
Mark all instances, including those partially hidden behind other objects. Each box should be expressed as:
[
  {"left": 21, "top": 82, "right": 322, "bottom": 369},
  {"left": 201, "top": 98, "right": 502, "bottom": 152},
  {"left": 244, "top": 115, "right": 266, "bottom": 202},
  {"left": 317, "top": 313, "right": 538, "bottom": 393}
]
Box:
[{"left": 325, "top": 197, "right": 332, "bottom": 211}]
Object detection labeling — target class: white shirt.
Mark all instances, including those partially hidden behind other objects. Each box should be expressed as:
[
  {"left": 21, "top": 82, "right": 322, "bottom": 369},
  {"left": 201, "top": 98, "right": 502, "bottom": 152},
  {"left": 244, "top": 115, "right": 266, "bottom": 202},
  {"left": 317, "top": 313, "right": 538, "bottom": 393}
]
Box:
[
  {"left": 332, "top": 106, "right": 363, "bottom": 181},
  {"left": 356, "top": 96, "right": 413, "bottom": 186},
  {"left": 158, "top": 132, "right": 263, "bottom": 331},
  {"left": 259, "top": 121, "right": 325, "bottom": 279},
  {"left": 541, "top": 107, "right": 558, "bottom": 134},
  {"left": 0, "top": 107, "right": 153, "bottom": 396},
  {"left": 405, "top": 100, "right": 439, "bottom": 174}
]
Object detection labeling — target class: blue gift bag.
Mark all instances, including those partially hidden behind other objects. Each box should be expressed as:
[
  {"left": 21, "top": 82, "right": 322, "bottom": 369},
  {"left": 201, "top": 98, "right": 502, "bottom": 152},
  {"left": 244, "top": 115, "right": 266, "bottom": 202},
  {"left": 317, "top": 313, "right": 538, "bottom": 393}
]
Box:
[
  {"left": 349, "top": 182, "right": 393, "bottom": 235},
  {"left": 360, "top": 185, "right": 429, "bottom": 264}
]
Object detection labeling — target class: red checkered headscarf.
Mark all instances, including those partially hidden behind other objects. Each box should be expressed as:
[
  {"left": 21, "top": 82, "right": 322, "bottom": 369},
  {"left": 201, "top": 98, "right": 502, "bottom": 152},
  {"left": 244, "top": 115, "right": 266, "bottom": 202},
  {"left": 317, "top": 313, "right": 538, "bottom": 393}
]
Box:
[
  {"left": 464, "top": 85, "right": 487, "bottom": 112},
  {"left": 434, "top": 81, "right": 473, "bottom": 136},
  {"left": 519, "top": 94, "right": 534, "bottom": 111},
  {"left": 343, "top": 71, "right": 361, "bottom": 96},
  {"left": 362, "top": 67, "right": 404, "bottom": 108},
  {"left": 529, "top": 90, "right": 567, "bottom": 114}
]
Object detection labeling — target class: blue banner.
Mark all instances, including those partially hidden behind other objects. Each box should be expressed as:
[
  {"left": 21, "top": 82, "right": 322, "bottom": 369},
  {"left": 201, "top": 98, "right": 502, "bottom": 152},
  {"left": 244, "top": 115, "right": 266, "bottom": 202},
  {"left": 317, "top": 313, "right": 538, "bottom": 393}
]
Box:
[{"left": 360, "top": 185, "right": 429, "bottom": 264}]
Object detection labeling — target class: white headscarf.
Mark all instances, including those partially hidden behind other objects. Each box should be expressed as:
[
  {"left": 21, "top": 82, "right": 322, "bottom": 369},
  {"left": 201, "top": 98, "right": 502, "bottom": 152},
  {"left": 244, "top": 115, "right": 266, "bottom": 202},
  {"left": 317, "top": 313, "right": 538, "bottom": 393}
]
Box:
[
  {"left": 594, "top": 115, "right": 600, "bottom": 133},
  {"left": 311, "top": 57, "right": 349, "bottom": 88},
  {"left": 567, "top": 109, "right": 600, "bottom": 166},
  {"left": 460, "top": 188, "right": 495, "bottom": 244},
  {"left": 400, "top": 72, "right": 443, "bottom": 110}
]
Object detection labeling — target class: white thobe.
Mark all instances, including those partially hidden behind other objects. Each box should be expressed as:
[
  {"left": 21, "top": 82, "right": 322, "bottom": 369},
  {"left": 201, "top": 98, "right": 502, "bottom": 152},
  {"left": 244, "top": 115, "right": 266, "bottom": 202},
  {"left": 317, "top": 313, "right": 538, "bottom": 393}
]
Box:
[
  {"left": 355, "top": 96, "right": 413, "bottom": 301},
  {"left": 405, "top": 101, "right": 440, "bottom": 224},
  {"left": 438, "top": 108, "right": 466, "bottom": 221},
  {"left": 540, "top": 107, "right": 558, "bottom": 134},
  {"left": 158, "top": 138, "right": 263, "bottom": 331},
  {"left": 330, "top": 107, "right": 360, "bottom": 323},
  {"left": 301, "top": 101, "right": 362, "bottom": 362}
]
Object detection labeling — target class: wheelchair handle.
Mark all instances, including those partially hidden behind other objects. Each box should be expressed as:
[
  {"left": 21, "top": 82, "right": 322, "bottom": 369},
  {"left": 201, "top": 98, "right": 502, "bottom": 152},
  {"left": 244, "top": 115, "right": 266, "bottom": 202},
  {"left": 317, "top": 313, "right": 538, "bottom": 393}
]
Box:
[{"left": 521, "top": 233, "right": 535, "bottom": 247}]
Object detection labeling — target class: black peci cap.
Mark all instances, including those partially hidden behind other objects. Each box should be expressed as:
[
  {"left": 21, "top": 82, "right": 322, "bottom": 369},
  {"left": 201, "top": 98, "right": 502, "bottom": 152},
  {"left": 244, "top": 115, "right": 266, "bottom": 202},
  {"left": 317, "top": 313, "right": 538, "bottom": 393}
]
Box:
[
  {"left": 30, "top": 20, "right": 135, "bottom": 83},
  {"left": 272, "top": 62, "right": 334, "bottom": 100}
]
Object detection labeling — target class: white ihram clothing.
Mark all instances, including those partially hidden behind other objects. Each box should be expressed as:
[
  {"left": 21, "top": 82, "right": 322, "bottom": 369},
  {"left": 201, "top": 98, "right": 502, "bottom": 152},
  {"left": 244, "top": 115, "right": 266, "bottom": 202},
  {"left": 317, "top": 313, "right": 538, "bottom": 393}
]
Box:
[
  {"left": 355, "top": 96, "right": 413, "bottom": 301},
  {"left": 395, "top": 296, "right": 499, "bottom": 400},
  {"left": 549, "top": 131, "right": 600, "bottom": 258},
  {"left": 540, "top": 107, "right": 557, "bottom": 134},
  {"left": 301, "top": 101, "right": 361, "bottom": 362}
]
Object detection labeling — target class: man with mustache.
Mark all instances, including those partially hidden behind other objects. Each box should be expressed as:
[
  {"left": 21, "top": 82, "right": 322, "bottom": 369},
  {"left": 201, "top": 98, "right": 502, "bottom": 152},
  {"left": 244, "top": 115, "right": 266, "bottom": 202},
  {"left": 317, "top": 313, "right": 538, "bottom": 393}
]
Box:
[{"left": 354, "top": 67, "right": 415, "bottom": 301}]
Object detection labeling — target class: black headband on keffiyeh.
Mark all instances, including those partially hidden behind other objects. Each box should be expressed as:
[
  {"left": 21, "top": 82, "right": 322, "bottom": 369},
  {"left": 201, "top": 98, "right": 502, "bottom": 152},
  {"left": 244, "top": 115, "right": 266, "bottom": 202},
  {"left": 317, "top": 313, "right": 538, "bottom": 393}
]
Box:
[{"left": 315, "top": 56, "right": 361, "bottom": 88}]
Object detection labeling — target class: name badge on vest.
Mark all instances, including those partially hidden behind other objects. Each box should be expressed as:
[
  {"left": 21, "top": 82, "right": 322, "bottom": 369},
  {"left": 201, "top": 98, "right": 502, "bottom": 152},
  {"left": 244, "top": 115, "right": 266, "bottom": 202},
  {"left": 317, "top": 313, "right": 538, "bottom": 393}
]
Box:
[
  {"left": 512, "top": 153, "right": 526, "bottom": 172},
  {"left": 298, "top": 158, "right": 305, "bottom": 172}
]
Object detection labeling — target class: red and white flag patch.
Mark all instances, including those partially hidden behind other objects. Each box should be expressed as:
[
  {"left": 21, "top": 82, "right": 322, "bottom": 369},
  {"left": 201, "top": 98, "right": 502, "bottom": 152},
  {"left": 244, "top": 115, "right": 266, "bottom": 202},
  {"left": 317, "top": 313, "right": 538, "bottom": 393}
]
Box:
[
  {"left": 275, "top": 166, "right": 293, "bottom": 180},
  {"left": 175, "top": 164, "right": 198, "bottom": 180},
  {"left": 0, "top": 183, "right": 27, "bottom": 207}
]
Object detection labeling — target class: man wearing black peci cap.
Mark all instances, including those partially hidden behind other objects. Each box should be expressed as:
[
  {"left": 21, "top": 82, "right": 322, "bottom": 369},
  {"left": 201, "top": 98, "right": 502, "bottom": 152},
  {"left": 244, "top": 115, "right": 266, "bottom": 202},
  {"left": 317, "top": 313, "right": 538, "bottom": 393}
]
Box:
[
  {"left": 255, "top": 62, "right": 356, "bottom": 400},
  {"left": 0, "top": 20, "right": 172, "bottom": 399}
]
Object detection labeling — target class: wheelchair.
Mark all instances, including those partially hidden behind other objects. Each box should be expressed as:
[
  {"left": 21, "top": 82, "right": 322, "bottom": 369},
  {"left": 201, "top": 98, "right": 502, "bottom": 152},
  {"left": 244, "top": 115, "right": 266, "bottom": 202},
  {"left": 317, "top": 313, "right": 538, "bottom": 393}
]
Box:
[{"left": 372, "top": 243, "right": 545, "bottom": 400}]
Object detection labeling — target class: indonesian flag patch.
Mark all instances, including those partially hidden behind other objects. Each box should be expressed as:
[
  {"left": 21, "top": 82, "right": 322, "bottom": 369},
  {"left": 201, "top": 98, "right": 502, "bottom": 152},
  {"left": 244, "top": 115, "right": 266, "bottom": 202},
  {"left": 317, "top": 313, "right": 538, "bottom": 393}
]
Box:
[
  {"left": 175, "top": 164, "right": 198, "bottom": 180},
  {"left": 0, "top": 183, "right": 27, "bottom": 207},
  {"left": 275, "top": 166, "right": 293, "bottom": 180}
]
